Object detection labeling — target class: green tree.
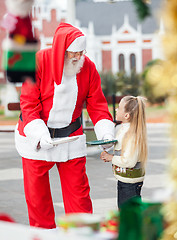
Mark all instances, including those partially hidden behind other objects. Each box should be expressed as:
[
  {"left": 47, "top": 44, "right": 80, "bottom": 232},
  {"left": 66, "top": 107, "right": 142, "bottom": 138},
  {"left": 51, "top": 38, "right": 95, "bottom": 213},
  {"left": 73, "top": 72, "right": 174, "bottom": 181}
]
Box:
[
  {"left": 115, "top": 70, "right": 142, "bottom": 96},
  {"left": 100, "top": 71, "right": 116, "bottom": 97}
]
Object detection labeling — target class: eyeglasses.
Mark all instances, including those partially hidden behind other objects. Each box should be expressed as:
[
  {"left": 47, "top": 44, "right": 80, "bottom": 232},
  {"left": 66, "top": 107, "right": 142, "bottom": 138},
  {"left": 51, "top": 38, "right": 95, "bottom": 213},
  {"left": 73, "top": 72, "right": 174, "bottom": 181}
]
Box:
[{"left": 67, "top": 50, "right": 87, "bottom": 58}]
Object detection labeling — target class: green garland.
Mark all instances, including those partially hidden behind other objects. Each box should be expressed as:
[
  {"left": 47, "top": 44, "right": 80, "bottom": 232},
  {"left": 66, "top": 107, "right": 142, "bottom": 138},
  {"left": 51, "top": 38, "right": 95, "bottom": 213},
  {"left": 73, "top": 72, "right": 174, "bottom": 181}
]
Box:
[{"left": 132, "top": 0, "right": 151, "bottom": 21}]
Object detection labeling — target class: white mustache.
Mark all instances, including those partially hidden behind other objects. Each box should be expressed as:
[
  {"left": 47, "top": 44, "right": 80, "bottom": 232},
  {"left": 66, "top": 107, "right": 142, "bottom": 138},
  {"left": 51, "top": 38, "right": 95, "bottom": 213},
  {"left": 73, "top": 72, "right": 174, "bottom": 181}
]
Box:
[{"left": 72, "top": 58, "right": 78, "bottom": 62}]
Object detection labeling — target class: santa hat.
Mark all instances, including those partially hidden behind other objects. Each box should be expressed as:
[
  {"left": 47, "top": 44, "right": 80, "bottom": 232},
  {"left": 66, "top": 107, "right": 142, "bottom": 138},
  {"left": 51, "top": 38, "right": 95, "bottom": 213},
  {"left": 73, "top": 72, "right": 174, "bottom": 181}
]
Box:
[
  {"left": 66, "top": 36, "right": 86, "bottom": 52},
  {"left": 51, "top": 23, "right": 86, "bottom": 85}
]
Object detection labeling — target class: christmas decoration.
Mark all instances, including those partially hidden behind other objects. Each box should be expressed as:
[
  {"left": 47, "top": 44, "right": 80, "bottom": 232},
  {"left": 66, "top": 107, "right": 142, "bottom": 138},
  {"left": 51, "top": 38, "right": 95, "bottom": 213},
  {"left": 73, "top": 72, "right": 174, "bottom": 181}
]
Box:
[
  {"left": 57, "top": 213, "right": 102, "bottom": 232},
  {"left": 100, "top": 210, "right": 119, "bottom": 237},
  {"left": 118, "top": 197, "right": 164, "bottom": 240},
  {"left": 1, "top": 0, "right": 39, "bottom": 83},
  {"left": 132, "top": 0, "right": 151, "bottom": 21}
]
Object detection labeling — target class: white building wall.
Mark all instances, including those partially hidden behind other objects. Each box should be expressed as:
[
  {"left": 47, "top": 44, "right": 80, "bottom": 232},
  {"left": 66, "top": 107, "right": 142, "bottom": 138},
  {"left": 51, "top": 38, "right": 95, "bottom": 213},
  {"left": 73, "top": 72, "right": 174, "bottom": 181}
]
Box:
[{"left": 152, "top": 34, "right": 165, "bottom": 60}]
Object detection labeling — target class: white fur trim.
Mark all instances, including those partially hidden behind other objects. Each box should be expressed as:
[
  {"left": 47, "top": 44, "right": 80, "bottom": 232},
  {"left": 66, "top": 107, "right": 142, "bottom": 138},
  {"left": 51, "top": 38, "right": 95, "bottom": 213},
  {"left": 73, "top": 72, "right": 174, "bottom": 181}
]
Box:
[
  {"left": 24, "top": 119, "right": 50, "bottom": 150},
  {"left": 6, "top": 0, "right": 33, "bottom": 17},
  {"left": 2, "top": 38, "right": 39, "bottom": 51},
  {"left": 67, "top": 36, "right": 86, "bottom": 52},
  {"left": 15, "top": 124, "right": 86, "bottom": 161},
  {"left": 94, "top": 119, "right": 115, "bottom": 140},
  {"left": 47, "top": 75, "right": 78, "bottom": 128}
]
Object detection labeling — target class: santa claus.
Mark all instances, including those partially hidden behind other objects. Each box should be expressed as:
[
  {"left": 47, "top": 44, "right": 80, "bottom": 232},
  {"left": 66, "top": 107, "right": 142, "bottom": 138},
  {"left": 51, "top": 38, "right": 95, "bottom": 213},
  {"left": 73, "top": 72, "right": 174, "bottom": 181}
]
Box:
[{"left": 15, "top": 23, "right": 115, "bottom": 229}]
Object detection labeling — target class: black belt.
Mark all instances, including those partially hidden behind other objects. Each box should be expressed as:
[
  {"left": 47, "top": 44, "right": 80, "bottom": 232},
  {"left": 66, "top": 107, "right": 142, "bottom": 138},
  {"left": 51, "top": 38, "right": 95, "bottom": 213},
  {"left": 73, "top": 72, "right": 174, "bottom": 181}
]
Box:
[{"left": 48, "top": 117, "right": 81, "bottom": 138}]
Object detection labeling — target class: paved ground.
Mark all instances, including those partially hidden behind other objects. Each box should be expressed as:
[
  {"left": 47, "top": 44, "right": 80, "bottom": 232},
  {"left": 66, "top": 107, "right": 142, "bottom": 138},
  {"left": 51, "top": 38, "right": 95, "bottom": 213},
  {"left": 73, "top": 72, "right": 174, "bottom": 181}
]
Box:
[{"left": 0, "top": 123, "right": 171, "bottom": 226}]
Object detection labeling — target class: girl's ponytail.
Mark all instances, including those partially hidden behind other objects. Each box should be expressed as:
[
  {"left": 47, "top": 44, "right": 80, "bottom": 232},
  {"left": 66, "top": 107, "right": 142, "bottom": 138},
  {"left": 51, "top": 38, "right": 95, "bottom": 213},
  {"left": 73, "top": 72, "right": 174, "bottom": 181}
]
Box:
[
  {"left": 122, "top": 96, "right": 148, "bottom": 168},
  {"left": 136, "top": 96, "right": 148, "bottom": 167}
]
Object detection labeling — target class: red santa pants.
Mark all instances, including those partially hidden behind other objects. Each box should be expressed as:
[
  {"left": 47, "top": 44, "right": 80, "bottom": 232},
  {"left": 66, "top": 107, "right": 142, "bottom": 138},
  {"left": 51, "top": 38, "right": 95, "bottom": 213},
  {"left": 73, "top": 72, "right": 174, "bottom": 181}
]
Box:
[{"left": 22, "top": 156, "right": 93, "bottom": 229}]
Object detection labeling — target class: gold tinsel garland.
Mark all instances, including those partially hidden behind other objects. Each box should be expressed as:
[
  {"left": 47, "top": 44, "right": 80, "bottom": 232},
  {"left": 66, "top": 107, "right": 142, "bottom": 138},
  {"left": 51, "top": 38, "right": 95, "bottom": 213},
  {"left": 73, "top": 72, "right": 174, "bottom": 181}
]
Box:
[{"left": 148, "top": 0, "right": 177, "bottom": 239}]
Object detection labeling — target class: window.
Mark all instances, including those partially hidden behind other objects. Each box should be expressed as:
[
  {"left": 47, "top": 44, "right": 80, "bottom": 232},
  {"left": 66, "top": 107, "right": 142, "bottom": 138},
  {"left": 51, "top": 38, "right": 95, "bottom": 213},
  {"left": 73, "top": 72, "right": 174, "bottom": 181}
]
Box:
[
  {"left": 130, "top": 53, "right": 136, "bottom": 71},
  {"left": 119, "top": 54, "right": 125, "bottom": 71}
]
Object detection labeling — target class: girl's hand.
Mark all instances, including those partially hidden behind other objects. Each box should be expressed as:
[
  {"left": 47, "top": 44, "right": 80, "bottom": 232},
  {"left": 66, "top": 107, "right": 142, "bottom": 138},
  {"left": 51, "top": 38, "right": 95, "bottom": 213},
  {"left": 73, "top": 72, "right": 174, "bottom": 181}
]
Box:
[{"left": 100, "top": 151, "right": 113, "bottom": 162}]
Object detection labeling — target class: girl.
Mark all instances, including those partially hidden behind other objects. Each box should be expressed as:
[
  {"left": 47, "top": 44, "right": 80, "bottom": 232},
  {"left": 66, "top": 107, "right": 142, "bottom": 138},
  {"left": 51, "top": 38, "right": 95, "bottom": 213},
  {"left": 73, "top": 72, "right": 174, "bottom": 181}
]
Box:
[{"left": 100, "top": 96, "right": 148, "bottom": 208}]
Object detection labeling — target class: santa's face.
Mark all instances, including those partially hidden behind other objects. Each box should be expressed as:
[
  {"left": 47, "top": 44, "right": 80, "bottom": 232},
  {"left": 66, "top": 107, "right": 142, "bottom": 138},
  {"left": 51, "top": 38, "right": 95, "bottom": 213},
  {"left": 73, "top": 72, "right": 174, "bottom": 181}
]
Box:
[{"left": 63, "top": 51, "right": 85, "bottom": 76}]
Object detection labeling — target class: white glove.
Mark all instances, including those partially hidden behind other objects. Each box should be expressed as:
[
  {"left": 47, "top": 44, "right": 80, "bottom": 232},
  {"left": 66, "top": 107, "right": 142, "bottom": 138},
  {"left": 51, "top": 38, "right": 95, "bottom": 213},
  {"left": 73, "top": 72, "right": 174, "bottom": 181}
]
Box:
[
  {"left": 102, "top": 134, "right": 115, "bottom": 151},
  {"left": 38, "top": 134, "right": 54, "bottom": 150}
]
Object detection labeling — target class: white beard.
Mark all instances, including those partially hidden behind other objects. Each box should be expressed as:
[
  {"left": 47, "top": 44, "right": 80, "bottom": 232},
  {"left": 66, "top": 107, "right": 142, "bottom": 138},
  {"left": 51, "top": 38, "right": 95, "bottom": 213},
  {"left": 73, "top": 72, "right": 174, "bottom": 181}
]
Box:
[{"left": 63, "top": 56, "right": 85, "bottom": 76}]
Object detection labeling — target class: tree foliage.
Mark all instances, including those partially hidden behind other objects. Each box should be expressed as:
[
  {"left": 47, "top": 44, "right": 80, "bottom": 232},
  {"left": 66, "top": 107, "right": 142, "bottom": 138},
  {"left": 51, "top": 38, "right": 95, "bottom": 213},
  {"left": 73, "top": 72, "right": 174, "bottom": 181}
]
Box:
[
  {"left": 100, "top": 70, "right": 142, "bottom": 97},
  {"left": 100, "top": 61, "right": 168, "bottom": 104},
  {"left": 115, "top": 70, "right": 142, "bottom": 96},
  {"left": 100, "top": 71, "right": 117, "bottom": 97}
]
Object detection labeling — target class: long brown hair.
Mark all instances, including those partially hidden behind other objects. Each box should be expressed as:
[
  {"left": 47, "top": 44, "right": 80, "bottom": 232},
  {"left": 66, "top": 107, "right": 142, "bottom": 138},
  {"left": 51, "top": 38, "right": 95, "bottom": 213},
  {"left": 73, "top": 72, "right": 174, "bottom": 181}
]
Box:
[{"left": 122, "top": 96, "right": 148, "bottom": 167}]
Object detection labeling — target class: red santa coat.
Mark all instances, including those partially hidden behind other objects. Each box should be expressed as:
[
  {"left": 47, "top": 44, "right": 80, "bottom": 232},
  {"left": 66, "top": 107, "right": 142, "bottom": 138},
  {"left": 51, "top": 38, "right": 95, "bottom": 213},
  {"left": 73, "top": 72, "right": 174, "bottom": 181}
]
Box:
[{"left": 15, "top": 23, "right": 114, "bottom": 162}]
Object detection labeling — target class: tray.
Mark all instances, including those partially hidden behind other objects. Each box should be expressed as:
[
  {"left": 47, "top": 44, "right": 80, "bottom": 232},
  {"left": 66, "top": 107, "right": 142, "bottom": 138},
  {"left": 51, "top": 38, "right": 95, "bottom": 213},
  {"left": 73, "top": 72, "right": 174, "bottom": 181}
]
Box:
[{"left": 86, "top": 139, "right": 117, "bottom": 146}]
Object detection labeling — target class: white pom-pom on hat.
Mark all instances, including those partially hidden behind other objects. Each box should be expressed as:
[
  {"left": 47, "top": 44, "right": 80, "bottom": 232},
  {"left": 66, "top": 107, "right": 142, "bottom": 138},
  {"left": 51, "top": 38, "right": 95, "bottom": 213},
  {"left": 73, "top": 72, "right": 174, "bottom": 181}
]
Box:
[{"left": 67, "top": 36, "right": 86, "bottom": 52}]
